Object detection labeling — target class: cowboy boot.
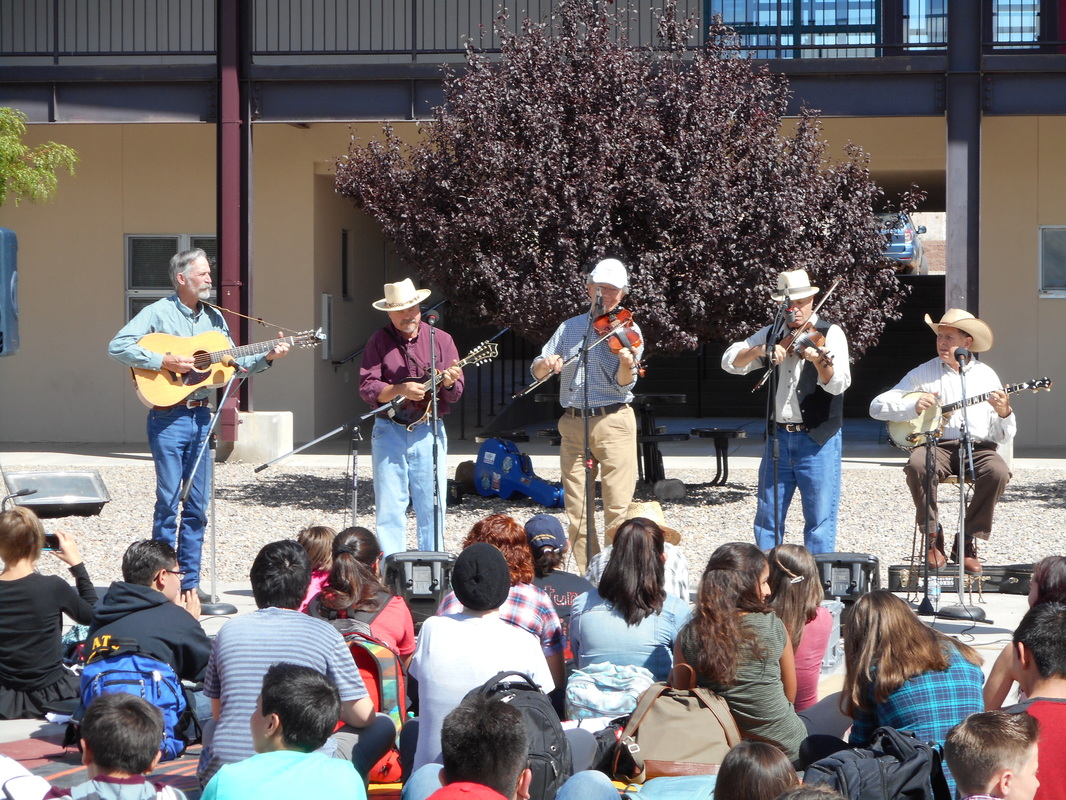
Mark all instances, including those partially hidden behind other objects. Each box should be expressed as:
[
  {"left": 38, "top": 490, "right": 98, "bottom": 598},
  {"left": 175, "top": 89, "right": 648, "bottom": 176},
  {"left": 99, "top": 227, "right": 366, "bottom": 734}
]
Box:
[
  {"left": 950, "top": 534, "right": 983, "bottom": 574},
  {"left": 926, "top": 524, "right": 946, "bottom": 569}
]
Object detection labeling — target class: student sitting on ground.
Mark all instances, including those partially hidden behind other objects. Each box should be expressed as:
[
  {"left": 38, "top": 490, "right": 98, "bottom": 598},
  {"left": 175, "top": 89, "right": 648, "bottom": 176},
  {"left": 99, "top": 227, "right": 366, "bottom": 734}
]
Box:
[
  {"left": 0, "top": 507, "right": 97, "bottom": 720},
  {"left": 296, "top": 525, "right": 336, "bottom": 613},
  {"left": 46, "top": 692, "right": 188, "bottom": 800},
  {"left": 945, "top": 711, "right": 1040, "bottom": 800},
  {"left": 200, "top": 663, "right": 365, "bottom": 800}
]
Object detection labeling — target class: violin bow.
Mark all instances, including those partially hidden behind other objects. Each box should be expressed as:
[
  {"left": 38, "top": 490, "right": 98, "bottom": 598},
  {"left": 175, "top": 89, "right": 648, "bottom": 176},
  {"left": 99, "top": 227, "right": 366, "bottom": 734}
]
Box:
[{"left": 513, "top": 316, "right": 632, "bottom": 399}]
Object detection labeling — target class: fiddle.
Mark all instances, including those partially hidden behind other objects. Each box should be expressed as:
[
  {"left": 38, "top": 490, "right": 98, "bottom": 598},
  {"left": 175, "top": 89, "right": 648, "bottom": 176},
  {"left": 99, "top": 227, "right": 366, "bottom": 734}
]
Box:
[
  {"left": 752, "top": 278, "right": 841, "bottom": 391},
  {"left": 592, "top": 308, "right": 646, "bottom": 377}
]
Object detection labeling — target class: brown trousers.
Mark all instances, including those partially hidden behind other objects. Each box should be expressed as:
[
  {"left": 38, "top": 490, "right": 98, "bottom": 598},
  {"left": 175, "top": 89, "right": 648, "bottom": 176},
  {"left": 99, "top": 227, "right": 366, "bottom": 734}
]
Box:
[
  {"left": 558, "top": 405, "right": 638, "bottom": 573},
  {"left": 903, "top": 440, "right": 1011, "bottom": 541}
]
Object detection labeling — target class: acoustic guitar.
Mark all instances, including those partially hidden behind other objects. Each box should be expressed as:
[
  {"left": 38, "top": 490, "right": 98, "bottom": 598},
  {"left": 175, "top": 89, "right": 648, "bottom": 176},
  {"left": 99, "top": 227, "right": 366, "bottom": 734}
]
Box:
[
  {"left": 886, "top": 376, "right": 1052, "bottom": 450},
  {"left": 130, "top": 329, "right": 324, "bottom": 407},
  {"left": 381, "top": 340, "right": 499, "bottom": 431}
]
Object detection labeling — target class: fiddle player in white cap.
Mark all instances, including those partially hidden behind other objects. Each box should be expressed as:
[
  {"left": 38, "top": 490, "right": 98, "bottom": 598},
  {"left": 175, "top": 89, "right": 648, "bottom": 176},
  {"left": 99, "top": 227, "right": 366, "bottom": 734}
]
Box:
[
  {"left": 359, "top": 278, "right": 464, "bottom": 556},
  {"left": 722, "top": 269, "right": 851, "bottom": 554},
  {"left": 531, "top": 258, "right": 643, "bottom": 572},
  {"left": 870, "top": 309, "right": 1013, "bottom": 574}
]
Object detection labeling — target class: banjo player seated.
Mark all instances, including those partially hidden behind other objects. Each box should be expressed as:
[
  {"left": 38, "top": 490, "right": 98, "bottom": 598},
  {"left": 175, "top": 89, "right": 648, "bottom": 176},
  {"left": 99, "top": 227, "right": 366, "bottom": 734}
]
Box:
[{"left": 869, "top": 309, "right": 1014, "bottom": 575}]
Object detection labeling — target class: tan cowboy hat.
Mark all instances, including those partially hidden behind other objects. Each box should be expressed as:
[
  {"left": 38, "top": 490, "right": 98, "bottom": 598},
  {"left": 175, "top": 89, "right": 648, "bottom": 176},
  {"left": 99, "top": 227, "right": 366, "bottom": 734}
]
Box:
[
  {"left": 604, "top": 500, "right": 681, "bottom": 545},
  {"left": 372, "top": 278, "right": 432, "bottom": 312},
  {"left": 924, "top": 308, "right": 994, "bottom": 353},
  {"left": 770, "top": 269, "right": 819, "bottom": 302}
]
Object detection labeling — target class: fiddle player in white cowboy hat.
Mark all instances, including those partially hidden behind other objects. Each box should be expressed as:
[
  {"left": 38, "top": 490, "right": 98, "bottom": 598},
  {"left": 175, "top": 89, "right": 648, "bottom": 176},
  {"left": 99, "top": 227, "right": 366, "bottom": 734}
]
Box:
[
  {"left": 722, "top": 269, "right": 852, "bottom": 554},
  {"left": 359, "top": 278, "right": 464, "bottom": 556},
  {"left": 870, "top": 309, "right": 1013, "bottom": 574}
]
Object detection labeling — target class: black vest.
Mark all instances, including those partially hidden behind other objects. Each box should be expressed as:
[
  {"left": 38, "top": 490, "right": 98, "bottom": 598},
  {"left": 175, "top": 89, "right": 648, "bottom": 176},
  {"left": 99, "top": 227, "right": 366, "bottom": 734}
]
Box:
[{"left": 794, "top": 317, "right": 844, "bottom": 446}]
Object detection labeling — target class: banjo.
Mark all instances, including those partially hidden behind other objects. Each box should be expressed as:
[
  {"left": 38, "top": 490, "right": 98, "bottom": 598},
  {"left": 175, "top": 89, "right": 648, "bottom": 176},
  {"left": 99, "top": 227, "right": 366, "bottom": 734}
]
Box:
[{"left": 887, "top": 377, "right": 1052, "bottom": 450}]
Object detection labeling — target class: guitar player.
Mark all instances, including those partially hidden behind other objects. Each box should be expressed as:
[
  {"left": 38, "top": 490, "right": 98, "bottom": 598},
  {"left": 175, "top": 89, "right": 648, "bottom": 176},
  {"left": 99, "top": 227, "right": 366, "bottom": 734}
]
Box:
[
  {"left": 359, "top": 278, "right": 464, "bottom": 557},
  {"left": 108, "top": 249, "right": 289, "bottom": 603},
  {"left": 869, "top": 308, "right": 1013, "bottom": 575}
]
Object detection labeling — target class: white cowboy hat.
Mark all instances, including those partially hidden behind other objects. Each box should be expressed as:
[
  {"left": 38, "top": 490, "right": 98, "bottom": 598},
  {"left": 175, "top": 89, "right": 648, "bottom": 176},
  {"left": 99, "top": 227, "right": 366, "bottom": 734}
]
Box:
[
  {"left": 770, "top": 270, "right": 819, "bottom": 302},
  {"left": 604, "top": 500, "right": 681, "bottom": 545},
  {"left": 924, "top": 308, "right": 994, "bottom": 353},
  {"left": 587, "top": 258, "right": 629, "bottom": 289},
  {"left": 372, "top": 278, "right": 432, "bottom": 312}
]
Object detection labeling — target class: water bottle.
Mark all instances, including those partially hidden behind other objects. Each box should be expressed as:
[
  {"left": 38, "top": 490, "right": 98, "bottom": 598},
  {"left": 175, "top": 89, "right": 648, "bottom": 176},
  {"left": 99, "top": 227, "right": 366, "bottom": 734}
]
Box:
[{"left": 929, "top": 579, "right": 941, "bottom": 612}]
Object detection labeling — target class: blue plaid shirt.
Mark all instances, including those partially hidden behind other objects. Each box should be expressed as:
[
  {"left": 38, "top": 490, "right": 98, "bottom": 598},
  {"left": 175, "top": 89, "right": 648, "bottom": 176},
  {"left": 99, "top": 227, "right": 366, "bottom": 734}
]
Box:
[
  {"left": 534, "top": 312, "right": 643, "bottom": 409},
  {"left": 850, "top": 647, "right": 984, "bottom": 794}
]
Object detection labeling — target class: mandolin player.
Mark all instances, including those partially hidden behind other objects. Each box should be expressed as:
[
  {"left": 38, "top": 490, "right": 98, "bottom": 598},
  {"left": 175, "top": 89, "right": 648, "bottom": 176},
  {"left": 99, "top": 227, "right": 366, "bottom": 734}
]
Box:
[
  {"left": 869, "top": 309, "right": 1013, "bottom": 575},
  {"left": 108, "top": 249, "right": 290, "bottom": 603},
  {"left": 359, "top": 278, "right": 464, "bottom": 557}
]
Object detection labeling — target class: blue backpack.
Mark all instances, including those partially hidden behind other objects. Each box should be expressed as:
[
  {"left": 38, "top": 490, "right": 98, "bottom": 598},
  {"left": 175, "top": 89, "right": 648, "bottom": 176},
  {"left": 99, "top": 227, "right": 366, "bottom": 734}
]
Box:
[{"left": 74, "top": 635, "right": 193, "bottom": 761}]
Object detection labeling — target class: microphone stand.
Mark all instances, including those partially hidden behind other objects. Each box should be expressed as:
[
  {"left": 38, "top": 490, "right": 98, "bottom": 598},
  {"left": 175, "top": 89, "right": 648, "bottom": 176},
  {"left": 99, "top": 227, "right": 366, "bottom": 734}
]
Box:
[
  {"left": 764, "top": 295, "right": 790, "bottom": 548},
  {"left": 576, "top": 290, "right": 602, "bottom": 566},
  {"left": 179, "top": 370, "right": 247, "bottom": 617},
  {"left": 427, "top": 314, "right": 443, "bottom": 552},
  {"left": 938, "top": 353, "right": 986, "bottom": 622},
  {"left": 915, "top": 431, "right": 942, "bottom": 616},
  {"left": 255, "top": 417, "right": 362, "bottom": 525}
]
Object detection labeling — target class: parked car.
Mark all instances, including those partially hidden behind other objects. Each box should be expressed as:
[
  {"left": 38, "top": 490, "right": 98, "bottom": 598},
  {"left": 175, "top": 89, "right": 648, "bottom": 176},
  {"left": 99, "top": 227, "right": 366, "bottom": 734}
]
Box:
[{"left": 877, "top": 212, "right": 927, "bottom": 275}]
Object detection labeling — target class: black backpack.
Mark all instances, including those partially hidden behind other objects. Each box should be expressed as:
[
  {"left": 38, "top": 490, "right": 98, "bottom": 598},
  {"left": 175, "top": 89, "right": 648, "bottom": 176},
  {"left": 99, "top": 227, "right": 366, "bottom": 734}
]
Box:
[
  {"left": 465, "top": 671, "right": 573, "bottom": 800},
  {"left": 803, "top": 727, "right": 951, "bottom": 800}
]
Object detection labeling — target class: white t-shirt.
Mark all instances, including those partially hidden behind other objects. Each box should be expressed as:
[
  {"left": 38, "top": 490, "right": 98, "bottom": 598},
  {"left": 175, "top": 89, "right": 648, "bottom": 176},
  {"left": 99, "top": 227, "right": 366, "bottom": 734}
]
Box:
[{"left": 409, "top": 612, "right": 555, "bottom": 771}]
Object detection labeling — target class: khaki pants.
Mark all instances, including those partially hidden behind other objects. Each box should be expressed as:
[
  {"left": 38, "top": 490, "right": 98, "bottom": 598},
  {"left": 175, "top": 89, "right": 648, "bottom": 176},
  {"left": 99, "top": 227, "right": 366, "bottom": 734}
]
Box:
[{"left": 558, "top": 405, "right": 638, "bottom": 573}]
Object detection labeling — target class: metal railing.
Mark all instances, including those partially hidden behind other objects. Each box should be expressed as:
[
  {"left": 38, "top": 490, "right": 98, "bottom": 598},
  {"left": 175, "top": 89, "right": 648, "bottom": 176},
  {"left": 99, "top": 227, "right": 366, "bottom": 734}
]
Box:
[{"left": 3, "top": 0, "right": 1061, "bottom": 63}]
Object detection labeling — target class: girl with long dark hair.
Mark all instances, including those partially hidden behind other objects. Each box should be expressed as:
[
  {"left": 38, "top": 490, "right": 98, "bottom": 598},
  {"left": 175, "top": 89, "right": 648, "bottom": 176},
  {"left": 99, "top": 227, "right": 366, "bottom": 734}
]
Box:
[{"left": 675, "top": 542, "right": 806, "bottom": 765}]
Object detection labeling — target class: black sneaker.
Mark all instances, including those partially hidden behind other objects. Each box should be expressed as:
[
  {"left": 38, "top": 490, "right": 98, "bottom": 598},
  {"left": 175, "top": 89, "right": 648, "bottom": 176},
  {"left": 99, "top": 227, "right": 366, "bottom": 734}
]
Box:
[{"left": 195, "top": 587, "right": 212, "bottom": 604}]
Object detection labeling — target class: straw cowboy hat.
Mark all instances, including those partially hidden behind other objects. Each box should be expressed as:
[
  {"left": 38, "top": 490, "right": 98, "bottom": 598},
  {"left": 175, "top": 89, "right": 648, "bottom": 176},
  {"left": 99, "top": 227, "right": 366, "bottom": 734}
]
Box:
[
  {"left": 604, "top": 500, "right": 681, "bottom": 545},
  {"left": 770, "top": 270, "right": 819, "bottom": 302},
  {"left": 372, "top": 278, "right": 431, "bottom": 312},
  {"left": 924, "top": 308, "right": 994, "bottom": 353}
]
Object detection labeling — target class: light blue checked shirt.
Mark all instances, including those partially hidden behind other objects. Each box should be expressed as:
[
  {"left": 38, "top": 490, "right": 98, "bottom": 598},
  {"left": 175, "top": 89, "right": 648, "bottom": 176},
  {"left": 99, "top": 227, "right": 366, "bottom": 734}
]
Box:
[{"left": 534, "top": 312, "right": 644, "bottom": 409}]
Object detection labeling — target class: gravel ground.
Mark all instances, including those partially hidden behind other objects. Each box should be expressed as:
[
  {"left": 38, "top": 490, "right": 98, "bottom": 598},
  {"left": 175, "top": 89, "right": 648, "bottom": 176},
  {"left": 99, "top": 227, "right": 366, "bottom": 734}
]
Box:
[{"left": 6, "top": 459, "right": 1066, "bottom": 587}]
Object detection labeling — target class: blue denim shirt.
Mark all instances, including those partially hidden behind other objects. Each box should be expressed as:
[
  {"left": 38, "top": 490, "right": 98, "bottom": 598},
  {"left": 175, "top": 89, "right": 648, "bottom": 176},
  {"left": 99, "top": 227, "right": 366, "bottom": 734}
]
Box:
[
  {"left": 569, "top": 589, "right": 692, "bottom": 681},
  {"left": 109, "top": 295, "right": 271, "bottom": 401}
]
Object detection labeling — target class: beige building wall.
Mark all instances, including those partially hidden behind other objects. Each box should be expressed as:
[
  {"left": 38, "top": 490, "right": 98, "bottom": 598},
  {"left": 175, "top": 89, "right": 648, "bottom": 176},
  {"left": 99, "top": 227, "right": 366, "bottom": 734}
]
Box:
[{"left": 983, "top": 117, "right": 1066, "bottom": 450}]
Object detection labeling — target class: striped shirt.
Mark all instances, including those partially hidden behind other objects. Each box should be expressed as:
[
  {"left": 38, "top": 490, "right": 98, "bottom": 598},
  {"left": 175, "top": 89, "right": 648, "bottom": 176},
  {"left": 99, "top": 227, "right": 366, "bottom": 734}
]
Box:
[
  {"left": 437, "top": 582, "right": 564, "bottom": 658},
  {"left": 534, "top": 312, "right": 643, "bottom": 409},
  {"left": 198, "top": 608, "right": 368, "bottom": 782}
]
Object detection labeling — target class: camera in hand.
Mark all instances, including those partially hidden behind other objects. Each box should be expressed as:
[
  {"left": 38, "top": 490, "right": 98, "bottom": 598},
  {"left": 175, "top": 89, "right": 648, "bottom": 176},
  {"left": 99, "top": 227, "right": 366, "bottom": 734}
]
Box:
[{"left": 43, "top": 534, "right": 60, "bottom": 552}]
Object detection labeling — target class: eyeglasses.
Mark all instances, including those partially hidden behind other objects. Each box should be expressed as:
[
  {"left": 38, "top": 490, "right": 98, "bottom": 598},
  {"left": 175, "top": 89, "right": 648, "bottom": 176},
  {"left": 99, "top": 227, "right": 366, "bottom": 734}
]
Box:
[{"left": 163, "top": 569, "right": 186, "bottom": 577}]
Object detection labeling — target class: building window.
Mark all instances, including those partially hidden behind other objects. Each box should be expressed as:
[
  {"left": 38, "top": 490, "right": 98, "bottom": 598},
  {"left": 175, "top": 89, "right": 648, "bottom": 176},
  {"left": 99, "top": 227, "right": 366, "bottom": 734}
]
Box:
[
  {"left": 125, "top": 234, "right": 217, "bottom": 320},
  {"left": 1039, "top": 227, "right": 1066, "bottom": 296}
]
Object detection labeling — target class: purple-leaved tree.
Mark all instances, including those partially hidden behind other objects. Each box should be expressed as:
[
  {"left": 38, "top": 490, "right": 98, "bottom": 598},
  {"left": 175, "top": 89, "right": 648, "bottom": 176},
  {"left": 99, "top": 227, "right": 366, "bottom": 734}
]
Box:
[{"left": 334, "top": 0, "right": 917, "bottom": 357}]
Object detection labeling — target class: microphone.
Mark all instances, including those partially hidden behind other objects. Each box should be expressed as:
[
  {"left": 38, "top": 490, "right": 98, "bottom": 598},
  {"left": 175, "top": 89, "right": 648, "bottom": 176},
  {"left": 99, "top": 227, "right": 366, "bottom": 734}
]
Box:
[
  {"left": 954, "top": 347, "right": 972, "bottom": 366},
  {"left": 221, "top": 355, "right": 248, "bottom": 374},
  {"left": 424, "top": 309, "right": 441, "bottom": 326},
  {"left": 786, "top": 306, "right": 797, "bottom": 326}
]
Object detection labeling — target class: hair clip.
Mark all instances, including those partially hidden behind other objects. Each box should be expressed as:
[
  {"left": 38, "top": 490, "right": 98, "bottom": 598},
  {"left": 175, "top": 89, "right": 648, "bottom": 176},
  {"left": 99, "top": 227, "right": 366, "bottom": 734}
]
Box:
[{"left": 789, "top": 575, "right": 805, "bottom": 584}]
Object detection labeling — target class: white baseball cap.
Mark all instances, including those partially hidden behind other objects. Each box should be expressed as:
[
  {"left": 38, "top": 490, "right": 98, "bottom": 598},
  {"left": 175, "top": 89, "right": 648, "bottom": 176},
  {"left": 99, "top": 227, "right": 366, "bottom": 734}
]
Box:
[{"left": 587, "top": 258, "right": 628, "bottom": 289}]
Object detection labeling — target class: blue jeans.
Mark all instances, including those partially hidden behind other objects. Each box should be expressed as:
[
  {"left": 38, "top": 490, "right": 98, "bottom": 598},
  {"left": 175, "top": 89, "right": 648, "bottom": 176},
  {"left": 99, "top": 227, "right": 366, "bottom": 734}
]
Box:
[
  {"left": 371, "top": 416, "right": 447, "bottom": 556},
  {"left": 147, "top": 405, "right": 210, "bottom": 590},
  {"left": 754, "top": 428, "right": 841, "bottom": 554}
]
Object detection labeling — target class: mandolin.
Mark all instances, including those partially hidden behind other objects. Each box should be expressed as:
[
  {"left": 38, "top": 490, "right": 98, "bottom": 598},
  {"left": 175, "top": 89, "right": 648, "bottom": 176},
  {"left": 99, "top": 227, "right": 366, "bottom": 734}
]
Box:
[
  {"left": 130, "top": 329, "right": 324, "bottom": 407},
  {"left": 886, "top": 377, "right": 1052, "bottom": 450},
  {"left": 382, "top": 340, "right": 499, "bottom": 431}
]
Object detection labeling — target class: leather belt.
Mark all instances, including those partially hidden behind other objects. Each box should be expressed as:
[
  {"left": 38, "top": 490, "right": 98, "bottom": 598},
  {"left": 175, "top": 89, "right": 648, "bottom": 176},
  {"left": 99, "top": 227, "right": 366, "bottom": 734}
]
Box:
[
  {"left": 155, "top": 399, "right": 210, "bottom": 411},
  {"left": 777, "top": 422, "right": 808, "bottom": 432},
  {"left": 565, "top": 403, "right": 627, "bottom": 419}
]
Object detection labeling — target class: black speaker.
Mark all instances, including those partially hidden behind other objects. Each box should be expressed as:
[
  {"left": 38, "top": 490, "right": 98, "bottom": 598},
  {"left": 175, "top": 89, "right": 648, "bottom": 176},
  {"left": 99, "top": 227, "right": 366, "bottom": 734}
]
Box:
[
  {"left": 382, "top": 550, "right": 456, "bottom": 628},
  {"left": 814, "top": 552, "right": 880, "bottom": 604}
]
